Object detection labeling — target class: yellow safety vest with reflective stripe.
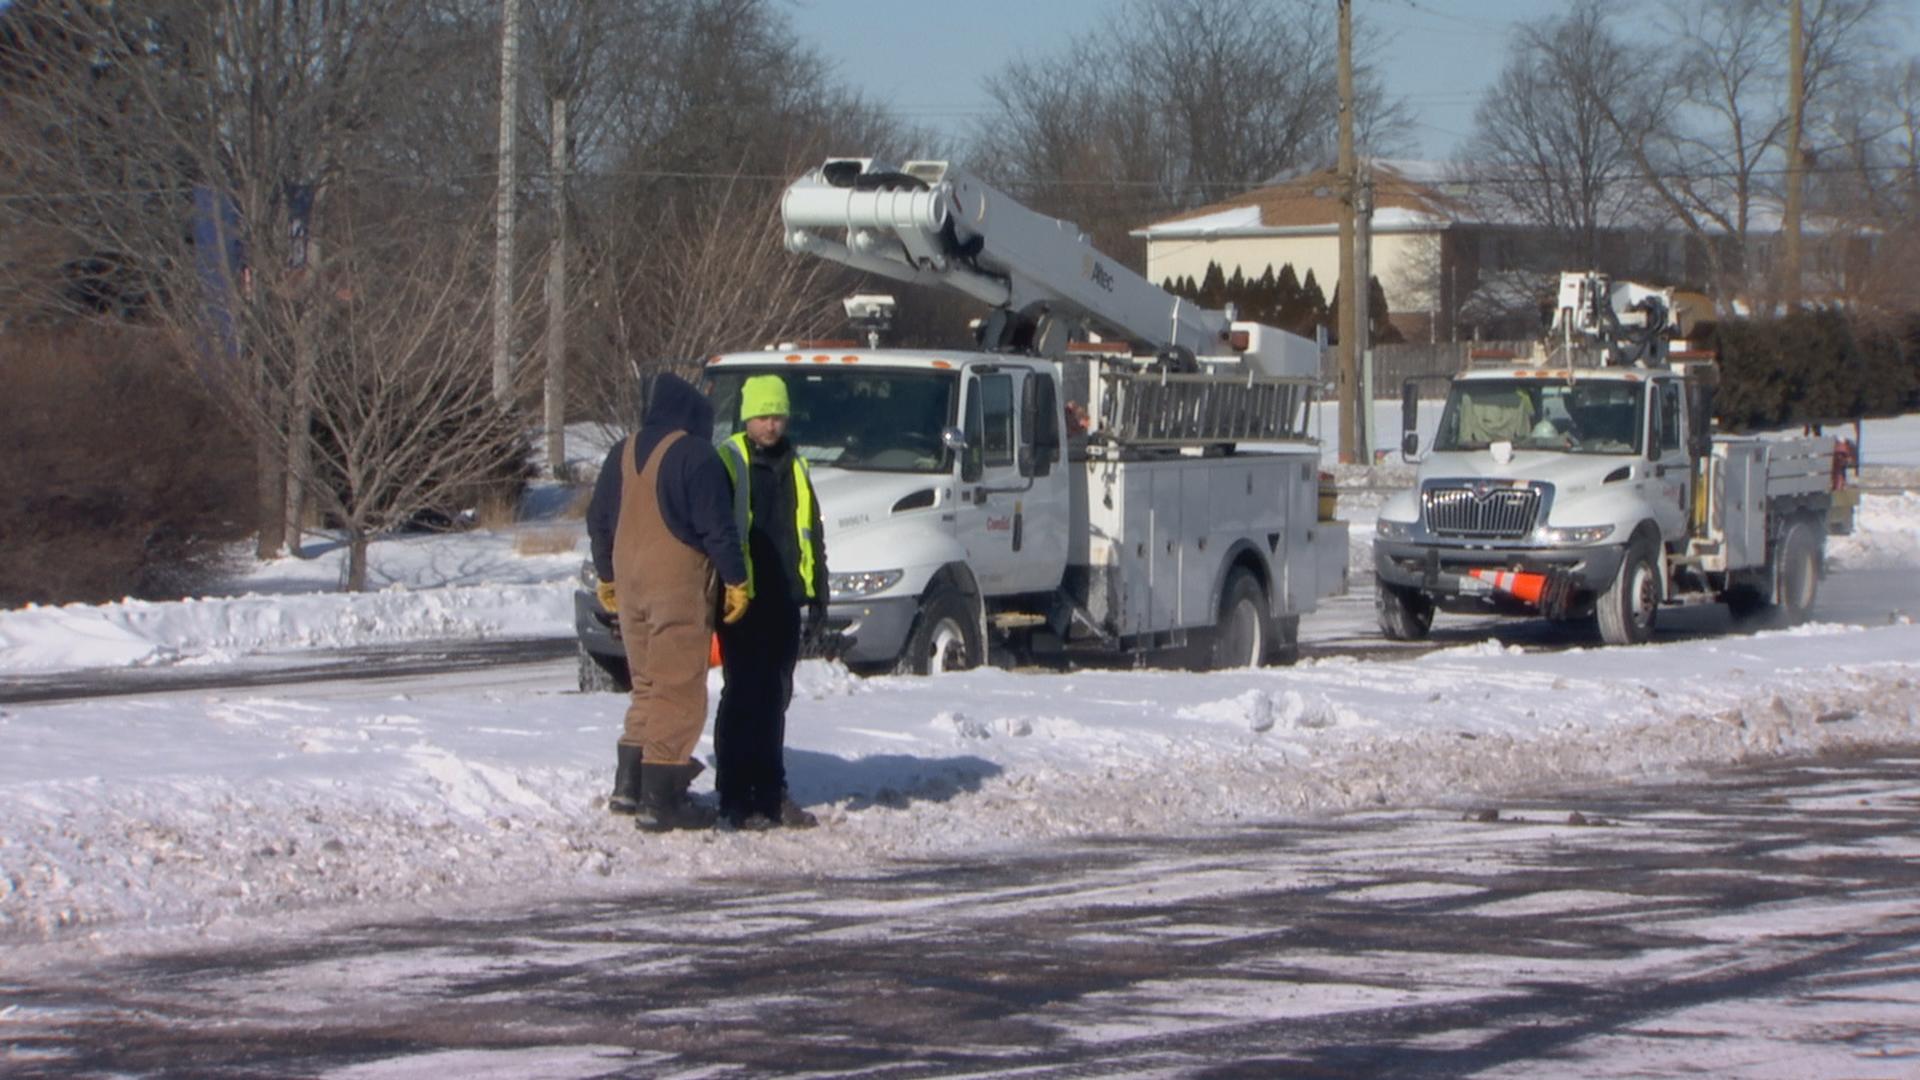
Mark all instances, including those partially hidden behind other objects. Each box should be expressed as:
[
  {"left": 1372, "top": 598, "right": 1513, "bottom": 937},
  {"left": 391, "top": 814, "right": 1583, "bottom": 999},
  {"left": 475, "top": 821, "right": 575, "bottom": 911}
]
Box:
[{"left": 717, "top": 433, "right": 818, "bottom": 601}]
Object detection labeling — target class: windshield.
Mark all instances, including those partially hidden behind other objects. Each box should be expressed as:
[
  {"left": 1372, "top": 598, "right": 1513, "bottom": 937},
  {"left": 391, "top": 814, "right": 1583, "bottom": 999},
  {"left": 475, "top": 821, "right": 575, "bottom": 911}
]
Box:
[
  {"left": 705, "top": 367, "right": 959, "bottom": 473},
  {"left": 1434, "top": 378, "right": 1645, "bottom": 455}
]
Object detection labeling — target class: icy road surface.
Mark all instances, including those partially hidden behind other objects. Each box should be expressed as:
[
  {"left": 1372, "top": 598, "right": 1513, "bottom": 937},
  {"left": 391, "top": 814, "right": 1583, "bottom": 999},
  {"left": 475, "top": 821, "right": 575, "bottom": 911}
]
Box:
[{"left": 4, "top": 749, "right": 1917, "bottom": 1077}]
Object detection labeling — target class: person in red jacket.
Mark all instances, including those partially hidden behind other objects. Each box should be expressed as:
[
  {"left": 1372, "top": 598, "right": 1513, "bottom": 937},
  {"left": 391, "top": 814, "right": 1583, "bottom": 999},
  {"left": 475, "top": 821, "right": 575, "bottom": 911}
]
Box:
[{"left": 586, "top": 372, "right": 748, "bottom": 832}]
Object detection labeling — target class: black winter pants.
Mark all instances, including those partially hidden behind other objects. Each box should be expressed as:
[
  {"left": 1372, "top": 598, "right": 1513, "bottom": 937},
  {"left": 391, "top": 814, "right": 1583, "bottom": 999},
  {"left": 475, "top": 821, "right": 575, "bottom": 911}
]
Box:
[{"left": 714, "top": 591, "right": 800, "bottom": 818}]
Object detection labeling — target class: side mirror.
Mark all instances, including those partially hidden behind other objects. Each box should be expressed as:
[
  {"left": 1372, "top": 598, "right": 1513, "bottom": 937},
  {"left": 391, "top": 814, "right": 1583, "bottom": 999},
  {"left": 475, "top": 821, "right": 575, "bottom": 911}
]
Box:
[
  {"left": 945, "top": 426, "right": 981, "bottom": 483},
  {"left": 1401, "top": 374, "right": 1450, "bottom": 461}
]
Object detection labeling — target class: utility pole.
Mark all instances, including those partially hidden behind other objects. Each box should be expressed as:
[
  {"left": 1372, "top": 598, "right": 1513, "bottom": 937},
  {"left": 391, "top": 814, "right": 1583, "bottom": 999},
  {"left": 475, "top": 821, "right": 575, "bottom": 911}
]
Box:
[
  {"left": 1335, "top": 0, "right": 1358, "bottom": 464},
  {"left": 491, "top": 0, "right": 522, "bottom": 406},
  {"left": 1355, "top": 160, "right": 1374, "bottom": 463},
  {"left": 545, "top": 94, "right": 569, "bottom": 479},
  {"left": 1781, "top": 0, "right": 1806, "bottom": 307}
]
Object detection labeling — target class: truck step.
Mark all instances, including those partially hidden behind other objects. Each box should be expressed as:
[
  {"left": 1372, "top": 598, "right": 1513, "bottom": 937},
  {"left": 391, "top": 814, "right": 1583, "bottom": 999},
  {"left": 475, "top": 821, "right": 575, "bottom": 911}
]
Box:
[{"left": 990, "top": 612, "right": 1048, "bottom": 631}]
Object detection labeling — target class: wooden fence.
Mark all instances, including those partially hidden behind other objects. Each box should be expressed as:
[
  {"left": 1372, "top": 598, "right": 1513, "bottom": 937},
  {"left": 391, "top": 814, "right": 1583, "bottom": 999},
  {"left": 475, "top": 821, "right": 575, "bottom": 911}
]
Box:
[{"left": 1319, "top": 341, "right": 1537, "bottom": 398}]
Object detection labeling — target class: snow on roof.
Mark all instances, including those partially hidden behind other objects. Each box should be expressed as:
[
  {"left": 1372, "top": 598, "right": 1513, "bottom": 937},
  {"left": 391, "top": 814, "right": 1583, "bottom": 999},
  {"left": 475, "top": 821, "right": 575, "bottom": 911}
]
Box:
[
  {"left": 1138, "top": 158, "right": 1859, "bottom": 240},
  {"left": 1140, "top": 205, "right": 1265, "bottom": 237},
  {"left": 1137, "top": 160, "right": 1473, "bottom": 239}
]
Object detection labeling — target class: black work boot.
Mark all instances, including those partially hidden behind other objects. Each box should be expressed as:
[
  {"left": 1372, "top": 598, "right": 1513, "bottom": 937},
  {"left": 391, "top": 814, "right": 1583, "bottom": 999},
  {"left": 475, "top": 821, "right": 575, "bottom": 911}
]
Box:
[
  {"left": 634, "top": 761, "right": 716, "bottom": 833},
  {"left": 607, "top": 744, "right": 644, "bottom": 815},
  {"left": 718, "top": 807, "right": 776, "bottom": 832},
  {"left": 775, "top": 791, "right": 819, "bottom": 829}
]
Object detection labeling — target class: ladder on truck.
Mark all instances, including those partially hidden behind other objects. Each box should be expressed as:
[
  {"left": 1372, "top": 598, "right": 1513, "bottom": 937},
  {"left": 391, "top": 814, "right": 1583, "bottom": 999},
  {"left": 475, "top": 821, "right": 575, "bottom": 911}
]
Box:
[{"left": 1090, "top": 367, "right": 1315, "bottom": 447}]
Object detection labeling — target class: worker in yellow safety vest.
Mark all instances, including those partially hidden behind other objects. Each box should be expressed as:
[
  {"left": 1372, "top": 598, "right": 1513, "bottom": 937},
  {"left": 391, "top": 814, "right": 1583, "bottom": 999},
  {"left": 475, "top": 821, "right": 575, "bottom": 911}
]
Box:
[{"left": 714, "top": 374, "right": 828, "bottom": 830}]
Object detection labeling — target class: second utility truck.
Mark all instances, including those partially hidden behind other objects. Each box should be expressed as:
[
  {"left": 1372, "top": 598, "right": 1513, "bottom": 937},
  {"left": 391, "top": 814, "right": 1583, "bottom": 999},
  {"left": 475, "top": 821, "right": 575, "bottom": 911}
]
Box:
[{"left": 1373, "top": 272, "right": 1837, "bottom": 647}]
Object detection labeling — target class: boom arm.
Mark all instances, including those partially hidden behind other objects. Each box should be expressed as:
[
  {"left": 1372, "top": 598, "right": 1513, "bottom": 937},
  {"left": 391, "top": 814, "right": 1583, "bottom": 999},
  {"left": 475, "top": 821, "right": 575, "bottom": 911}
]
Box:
[{"left": 781, "top": 158, "right": 1313, "bottom": 374}]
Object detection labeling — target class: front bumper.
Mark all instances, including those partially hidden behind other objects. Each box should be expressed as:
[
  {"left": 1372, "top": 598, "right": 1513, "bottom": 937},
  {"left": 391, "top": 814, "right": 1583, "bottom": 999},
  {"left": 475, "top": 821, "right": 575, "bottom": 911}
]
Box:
[
  {"left": 577, "top": 587, "right": 917, "bottom": 668},
  {"left": 574, "top": 589, "right": 624, "bottom": 663},
  {"left": 824, "top": 595, "right": 918, "bottom": 666},
  {"left": 1374, "top": 540, "right": 1626, "bottom": 601}
]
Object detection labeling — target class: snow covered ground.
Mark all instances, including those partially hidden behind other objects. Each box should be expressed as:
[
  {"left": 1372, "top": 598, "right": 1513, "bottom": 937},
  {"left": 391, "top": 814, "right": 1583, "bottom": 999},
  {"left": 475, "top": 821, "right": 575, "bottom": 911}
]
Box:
[{"left": 2, "top": 415, "right": 1918, "bottom": 964}]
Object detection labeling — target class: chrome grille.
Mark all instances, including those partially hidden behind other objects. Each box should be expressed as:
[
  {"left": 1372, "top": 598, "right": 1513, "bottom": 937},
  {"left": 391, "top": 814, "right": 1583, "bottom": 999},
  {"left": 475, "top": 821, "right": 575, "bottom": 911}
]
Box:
[{"left": 1422, "top": 484, "right": 1541, "bottom": 539}]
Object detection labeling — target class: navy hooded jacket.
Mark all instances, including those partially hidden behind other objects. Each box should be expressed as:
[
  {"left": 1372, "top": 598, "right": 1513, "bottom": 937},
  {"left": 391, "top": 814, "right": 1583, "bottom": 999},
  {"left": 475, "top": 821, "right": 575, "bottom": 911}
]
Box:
[{"left": 587, "top": 372, "right": 748, "bottom": 587}]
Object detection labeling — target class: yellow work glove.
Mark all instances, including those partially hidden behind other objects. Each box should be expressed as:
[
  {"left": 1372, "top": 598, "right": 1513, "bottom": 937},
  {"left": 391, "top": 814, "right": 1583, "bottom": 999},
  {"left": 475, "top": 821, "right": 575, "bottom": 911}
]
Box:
[
  {"left": 722, "top": 582, "right": 750, "bottom": 625},
  {"left": 595, "top": 580, "right": 617, "bottom": 613}
]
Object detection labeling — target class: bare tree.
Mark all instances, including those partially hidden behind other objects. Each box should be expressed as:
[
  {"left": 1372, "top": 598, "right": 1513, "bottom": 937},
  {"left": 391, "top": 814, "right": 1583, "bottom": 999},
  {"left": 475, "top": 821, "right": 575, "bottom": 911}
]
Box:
[
  {"left": 1814, "top": 55, "right": 1920, "bottom": 311},
  {"left": 294, "top": 207, "right": 535, "bottom": 590},
  {"left": 516, "top": 0, "right": 698, "bottom": 478},
  {"left": 1465, "top": 0, "right": 1664, "bottom": 274},
  {"left": 4, "top": 0, "right": 946, "bottom": 578},
  {"left": 1590, "top": 0, "right": 1888, "bottom": 304},
  {"left": 574, "top": 176, "right": 844, "bottom": 445},
  {"left": 968, "top": 0, "right": 1408, "bottom": 262},
  {"left": 0, "top": 2, "right": 543, "bottom": 587},
  {"left": 968, "top": 57, "right": 1161, "bottom": 258},
  {"left": 0, "top": 0, "right": 436, "bottom": 558},
  {"left": 553, "top": 0, "right": 928, "bottom": 437}
]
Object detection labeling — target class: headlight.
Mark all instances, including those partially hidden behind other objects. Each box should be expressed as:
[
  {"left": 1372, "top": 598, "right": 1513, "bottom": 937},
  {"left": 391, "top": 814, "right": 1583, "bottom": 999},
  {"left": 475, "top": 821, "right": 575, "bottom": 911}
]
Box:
[
  {"left": 578, "top": 560, "right": 600, "bottom": 588},
  {"left": 1538, "top": 524, "right": 1615, "bottom": 544},
  {"left": 1375, "top": 518, "right": 1416, "bottom": 540},
  {"left": 828, "top": 569, "right": 903, "bottom": 600}
]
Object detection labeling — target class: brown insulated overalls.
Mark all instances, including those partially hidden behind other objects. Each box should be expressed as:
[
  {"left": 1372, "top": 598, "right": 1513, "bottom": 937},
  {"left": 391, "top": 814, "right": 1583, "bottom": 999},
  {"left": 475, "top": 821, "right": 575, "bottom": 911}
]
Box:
[{"left": 612, "top": 430, "right": 716, "bottom": 764}]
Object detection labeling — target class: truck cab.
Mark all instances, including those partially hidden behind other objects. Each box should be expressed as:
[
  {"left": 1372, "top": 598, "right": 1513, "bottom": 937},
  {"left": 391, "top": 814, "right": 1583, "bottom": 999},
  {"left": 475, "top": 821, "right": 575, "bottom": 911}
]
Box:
[
  {"left": 1377, "top": 366, "right": 1685, "bottom": 637},
  {"left": 702, "top": 349, "right": 1070, "bottom": 673}
]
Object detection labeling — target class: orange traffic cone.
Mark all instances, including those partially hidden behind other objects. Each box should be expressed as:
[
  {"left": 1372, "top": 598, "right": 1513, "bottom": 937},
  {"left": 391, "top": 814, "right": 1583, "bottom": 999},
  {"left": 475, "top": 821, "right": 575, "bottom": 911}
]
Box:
[
  {"left": 1466, "top": 568, "right": 1548, "bottom": 605},
  {"left": 708, "top": 634, "right": 723, "bottom": 669}
]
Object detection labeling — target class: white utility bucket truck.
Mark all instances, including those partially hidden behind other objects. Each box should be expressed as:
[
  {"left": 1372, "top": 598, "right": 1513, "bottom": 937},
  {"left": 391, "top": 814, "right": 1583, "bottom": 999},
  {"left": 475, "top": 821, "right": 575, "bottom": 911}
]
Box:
[
  {"left": 1373, "top": 272, "right": 1839, "bottom": 647},
  {"left": 669, "top": 158, "right": 1347, "bottom": 677}
]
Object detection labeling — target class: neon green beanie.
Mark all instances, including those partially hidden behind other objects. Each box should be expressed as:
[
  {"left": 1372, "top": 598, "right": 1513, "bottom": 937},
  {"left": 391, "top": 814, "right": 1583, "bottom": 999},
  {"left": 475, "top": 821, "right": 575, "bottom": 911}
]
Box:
[{"left": 740, "top": 374, "right": 790, "bottom": 420}]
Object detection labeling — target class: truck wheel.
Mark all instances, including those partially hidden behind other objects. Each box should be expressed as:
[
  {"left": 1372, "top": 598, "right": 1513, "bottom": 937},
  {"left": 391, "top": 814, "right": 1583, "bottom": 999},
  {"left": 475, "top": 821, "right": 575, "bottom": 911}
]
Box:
[
  {"left": 899, "top": 587, "right": 981, "bottom": 675},
  {"left": 1776, "top": 522, "right": 1821, "bottom": 624},
  {"left": 1210, "top": 569, "right": 1268, "bottom": 669},
  {"left": 1597, "top": 539, "right": 1658, "bottom": 646},
  {"left": 578, "top": 644, "right": 631, "bottom": 694},
  {"left": 1377, "top": 583, "right": 1434, "bottom": 641}
]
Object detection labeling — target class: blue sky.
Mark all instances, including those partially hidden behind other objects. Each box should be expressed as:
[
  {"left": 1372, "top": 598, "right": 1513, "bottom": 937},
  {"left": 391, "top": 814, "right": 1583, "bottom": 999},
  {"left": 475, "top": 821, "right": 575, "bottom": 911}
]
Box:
[{"left": 785, "top": 0, "right": 1920, "bottom": 161}]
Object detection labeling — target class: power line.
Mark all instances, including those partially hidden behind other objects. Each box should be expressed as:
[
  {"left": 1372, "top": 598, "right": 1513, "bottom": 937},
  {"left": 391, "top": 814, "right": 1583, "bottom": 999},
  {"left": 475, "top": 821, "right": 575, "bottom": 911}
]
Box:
[
  {"left": 1389, "top": 0, "right": 1512, "bottom": 34},
  {"left": 2, "top": 157, "right": 1913, "bottom": 207}
]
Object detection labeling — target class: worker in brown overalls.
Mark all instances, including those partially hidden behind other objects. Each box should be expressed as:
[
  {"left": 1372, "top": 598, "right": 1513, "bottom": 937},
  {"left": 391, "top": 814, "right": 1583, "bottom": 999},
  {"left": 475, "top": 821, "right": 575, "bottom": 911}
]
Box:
[{"left": 586, "top": 372, "right": 749, "bottom": 832}]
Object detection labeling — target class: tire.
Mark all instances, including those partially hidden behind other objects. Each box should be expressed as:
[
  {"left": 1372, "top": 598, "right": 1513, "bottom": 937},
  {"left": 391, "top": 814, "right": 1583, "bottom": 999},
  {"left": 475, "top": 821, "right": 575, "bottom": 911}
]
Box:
[
  {"left": 897, "top": 587, "right": 982, "bottom": 676},
  {"left": 1210, "top": 569, "right": 1268, "bottom": 669},
  {"left": 577, "top": 644, "right": 630, "bottom": 693},
  {"left": 1596, "top": 539, "right": 1659, "bottom": 646},
  {"left": 1376, "top": 582, "right": 1434, "bottom": 641},
  {"left": 1775, "top": 522, "right": 1821, "bottom": 624},
  {"left": 1724, "top": 521, "right": 1822, "bottom": 629}
]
